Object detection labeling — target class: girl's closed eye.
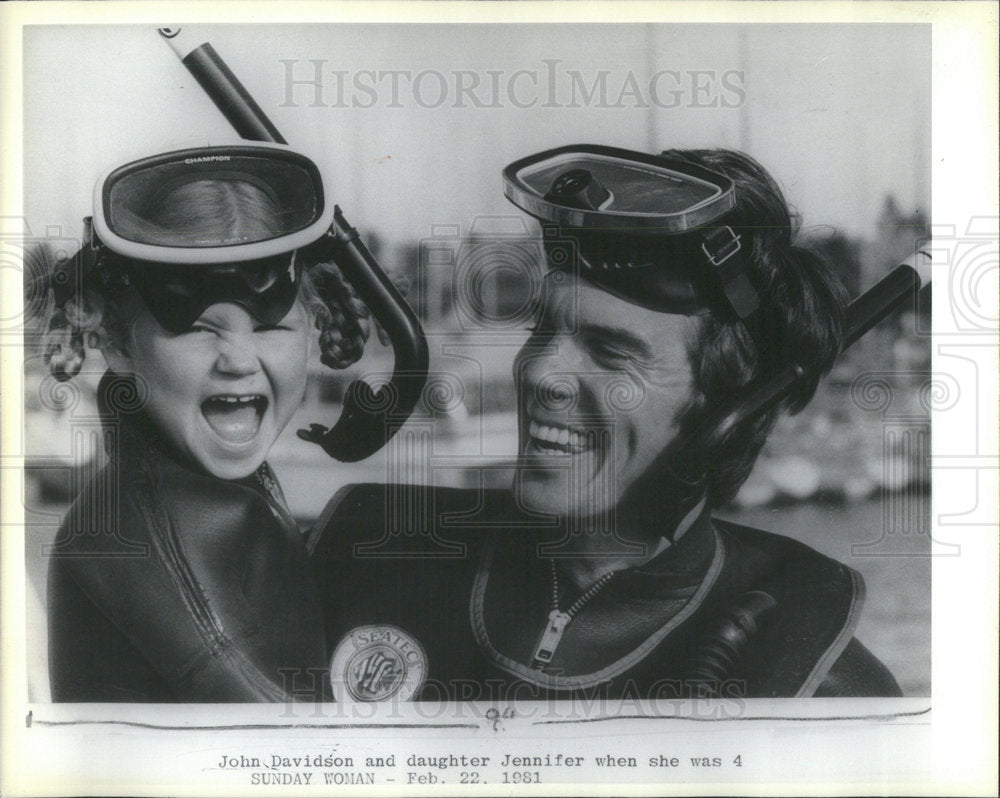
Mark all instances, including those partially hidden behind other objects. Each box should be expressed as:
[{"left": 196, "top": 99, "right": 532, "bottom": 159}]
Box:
[{"left": 185, "top": 324, "right": 215, "bottom": 336}]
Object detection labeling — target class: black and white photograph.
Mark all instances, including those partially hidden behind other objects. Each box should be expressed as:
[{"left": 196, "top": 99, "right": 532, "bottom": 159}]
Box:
[{"left": 2, "top": 2, "right": 997, "bottom": 796}]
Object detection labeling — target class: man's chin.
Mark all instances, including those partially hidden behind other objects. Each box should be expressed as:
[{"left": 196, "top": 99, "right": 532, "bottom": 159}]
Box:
[
  {"left": 512, "top": 471, "right": 563, "bottom": 516},
  {"left": 512, "top": 471, "right": 617, "bottom": 520}
]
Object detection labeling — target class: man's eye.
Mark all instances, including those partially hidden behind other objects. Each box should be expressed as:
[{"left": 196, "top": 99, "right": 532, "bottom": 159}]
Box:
[
  {"left": 592, "top": 343, "right": 633, "bottom": 365},
  {"left": 255, "top": 324, "right": 292, "bottom": 333}
]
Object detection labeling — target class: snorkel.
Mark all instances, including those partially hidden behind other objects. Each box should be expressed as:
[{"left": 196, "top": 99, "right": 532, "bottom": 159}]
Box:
[
  {"left": 154, "top": 28, "right": 429, "bottom": 462},
  {"left": 51, "top": 29, "right": 428, "bottom": 462}
]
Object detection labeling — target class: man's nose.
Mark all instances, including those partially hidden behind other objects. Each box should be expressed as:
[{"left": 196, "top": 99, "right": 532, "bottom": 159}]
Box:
[{"left": 214, "top": 333, "right": 261, "bottom": 376}]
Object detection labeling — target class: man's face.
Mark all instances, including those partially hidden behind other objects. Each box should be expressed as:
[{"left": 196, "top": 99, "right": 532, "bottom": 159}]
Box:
[{"left": 513, "top": 272, "right": 696, "bottom": 519}]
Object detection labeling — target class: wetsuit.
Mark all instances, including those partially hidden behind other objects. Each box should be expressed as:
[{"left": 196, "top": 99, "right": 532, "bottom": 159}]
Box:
[
  {"left": 310, "top": 483, "right": 901, "bottom": 701},
  {"left": 47, "top": 372, "right": 327, "bottom": 702}
]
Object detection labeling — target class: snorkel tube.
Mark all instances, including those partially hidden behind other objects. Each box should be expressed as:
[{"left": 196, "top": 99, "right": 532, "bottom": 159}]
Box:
[
  {"left": 638, "top": 249, "right": 931, "bottom": 543},
  {"left": 606, "top": 252, "right": 930, "bottom": 549},
  {"left": 674, "top": 257, "right": 929, "bottom": 481},
  {"left": 158, "top": 28, "right": 428, "bottom": 462}
]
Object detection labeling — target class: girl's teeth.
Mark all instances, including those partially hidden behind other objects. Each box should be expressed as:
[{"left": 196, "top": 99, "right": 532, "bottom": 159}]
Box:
[
  {"left": 201, "top": 395, "right": 267, "bottom": 444},
  {"left": 557, "top": 428, "right": 569, "bottom": 445}
]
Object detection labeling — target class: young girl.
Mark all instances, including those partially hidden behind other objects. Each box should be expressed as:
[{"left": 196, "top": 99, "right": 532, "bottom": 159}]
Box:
[{"left": 41, "top": 144, "right": 378, "bottom": 701}]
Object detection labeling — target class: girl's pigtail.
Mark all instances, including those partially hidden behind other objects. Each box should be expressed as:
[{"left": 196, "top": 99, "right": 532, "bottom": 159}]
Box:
[
  {"left": 41, "top": 290, "right": 108, "bottom": 382},
  {"left": 309, "top": 260, "right": 415, "bottom": 371},
  {"left": 43, "top": 308, "right": 86, "bottom": 382},
  {"left": 312, "top": 262, "right": 370, "bottom": 369},
  {"left": 300, "top": 260, "right": 412, "bottom": 370}
]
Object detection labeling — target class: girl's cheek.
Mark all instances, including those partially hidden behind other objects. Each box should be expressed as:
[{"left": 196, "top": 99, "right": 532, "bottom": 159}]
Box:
[{"left": 306, "top": 328, "right": 317, "bottom": 361}]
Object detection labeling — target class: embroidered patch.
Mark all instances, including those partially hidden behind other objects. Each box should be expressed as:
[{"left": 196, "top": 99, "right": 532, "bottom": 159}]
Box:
[{"left": 329, "top": 625, "right": 428, "bottom": 702}]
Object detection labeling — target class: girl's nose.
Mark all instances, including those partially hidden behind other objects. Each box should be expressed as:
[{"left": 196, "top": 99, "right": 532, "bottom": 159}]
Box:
[{"left": 214, "top": 333, "right": 260, "bottom": 376}]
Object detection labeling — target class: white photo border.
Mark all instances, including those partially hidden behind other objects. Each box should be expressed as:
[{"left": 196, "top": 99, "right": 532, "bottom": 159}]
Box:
[{"left": 2, "top": 2, "right": 997, "bottom": 796}]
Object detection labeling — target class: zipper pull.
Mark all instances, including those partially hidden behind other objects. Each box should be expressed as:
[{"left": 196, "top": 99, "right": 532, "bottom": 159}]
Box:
[{"left": 531, "top": 610, "right": 571, "bottom": 669}]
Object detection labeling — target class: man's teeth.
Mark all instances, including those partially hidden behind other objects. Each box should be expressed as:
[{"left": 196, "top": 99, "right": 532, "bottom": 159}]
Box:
[{"left": 528, "top": 420, "right": 587, "bottom": 453}]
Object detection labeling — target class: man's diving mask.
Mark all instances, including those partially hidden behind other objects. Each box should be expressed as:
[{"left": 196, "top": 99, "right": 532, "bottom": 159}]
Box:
[
  {"left": 503, "top": 144, "right": 761, "bottom": 323},
  {"left": 52, "top": 143, "right": 334, "bottom": 333}
]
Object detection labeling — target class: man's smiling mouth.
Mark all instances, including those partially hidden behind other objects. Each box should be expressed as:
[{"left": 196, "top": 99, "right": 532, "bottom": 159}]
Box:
[
  {"left": 526, "top": 419, "right": 593, "bottom": 455},
  {"left": 201, "top": 394, "right": 268, "bottom": 444}
]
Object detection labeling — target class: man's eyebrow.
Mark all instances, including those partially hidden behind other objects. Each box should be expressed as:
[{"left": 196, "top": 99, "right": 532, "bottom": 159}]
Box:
[{"left": 579, "top": 324, "right": 654, "bottom": 359}]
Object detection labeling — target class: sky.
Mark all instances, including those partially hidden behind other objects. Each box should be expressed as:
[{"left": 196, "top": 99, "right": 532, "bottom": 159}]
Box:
[{"left": 22, "top": 23, "right": 930, "bottom": 259}]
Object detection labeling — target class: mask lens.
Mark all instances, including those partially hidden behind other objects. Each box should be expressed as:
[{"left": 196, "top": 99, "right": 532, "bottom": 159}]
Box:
[
  {"left": 523, "top": 156, "right": 719, "bottom": 214},
  {"left": 104, "top": 151, "right": 323, "bottom": 247},
  {"left": 504, "top": 145, "right": 736, "bottom": 233}
]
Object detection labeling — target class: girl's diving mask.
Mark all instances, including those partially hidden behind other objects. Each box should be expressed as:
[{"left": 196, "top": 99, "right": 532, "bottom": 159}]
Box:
[
  {"left": 53, "top": 142, "right": 334, "bottom": 333},
  {"left": 502, "top": 144, "right": 760, "bottom": 324}
]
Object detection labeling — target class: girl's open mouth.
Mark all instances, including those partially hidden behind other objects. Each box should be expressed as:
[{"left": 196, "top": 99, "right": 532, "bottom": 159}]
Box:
[{"left": 201, "top": 394, "right": 268, "bottom": 444}]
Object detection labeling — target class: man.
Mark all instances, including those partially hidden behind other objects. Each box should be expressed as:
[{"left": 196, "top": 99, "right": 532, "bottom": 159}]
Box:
[{"left": 310, "top": 144, "right": 902, "bottom": 701}]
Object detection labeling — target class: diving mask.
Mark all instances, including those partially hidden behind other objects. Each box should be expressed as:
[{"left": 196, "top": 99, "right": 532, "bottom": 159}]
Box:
[
  {"left": 503, "top": 144, "right": 759, "bottom": 322},
  {"left": 52, "top": 142, "right": 333, "bottom": 332}
]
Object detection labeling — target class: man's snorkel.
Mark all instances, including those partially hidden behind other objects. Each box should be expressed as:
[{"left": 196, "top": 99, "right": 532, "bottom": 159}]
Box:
[{"left": 155, "top": 27, "right": 429, "bottom": 463}]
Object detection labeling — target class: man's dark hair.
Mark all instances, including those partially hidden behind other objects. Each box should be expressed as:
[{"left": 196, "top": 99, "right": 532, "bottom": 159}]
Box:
[{"left": 664, "top": 149, "right": 850, "bottom": 505}]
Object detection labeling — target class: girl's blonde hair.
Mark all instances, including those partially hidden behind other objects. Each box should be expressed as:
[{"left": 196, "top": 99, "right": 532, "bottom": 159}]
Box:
[{"left": 41, "top": 178, "right": 374, "bottom": 380}]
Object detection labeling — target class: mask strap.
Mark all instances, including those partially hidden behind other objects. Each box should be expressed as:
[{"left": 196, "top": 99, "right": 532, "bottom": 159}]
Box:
[
  {"left": 700, "top": 226, "right": 773, "bottom": 371},
  {"left": 701, "top": 227, "right": 758, "bottom": 318},
  {"left": 51, "top": 218, "right": 104, "bottom": 307}
]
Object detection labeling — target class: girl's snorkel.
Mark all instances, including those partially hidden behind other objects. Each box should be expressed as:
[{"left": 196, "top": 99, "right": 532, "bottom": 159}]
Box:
[
  {"left": 40, "top": 28, "right": 430, "bottom": 702},
  {"left": 43, "top": 145, "right": 334, "bottom": 700},
  {"left": 157, "top": 27, "right": 429, "bottom": 463},
  {"left": 51, "top": 27, "right": 429, "bottom": 463}
]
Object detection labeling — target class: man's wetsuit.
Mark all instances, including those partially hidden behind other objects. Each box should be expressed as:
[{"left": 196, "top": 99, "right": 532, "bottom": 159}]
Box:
[{"left": 309, "top": 483, "right": 901, "bottom": 701}]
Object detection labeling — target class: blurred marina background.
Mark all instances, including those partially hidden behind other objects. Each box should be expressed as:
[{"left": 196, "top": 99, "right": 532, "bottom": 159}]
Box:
[{"left": 19, "top": 23, "right": 931, "bottom": 699}]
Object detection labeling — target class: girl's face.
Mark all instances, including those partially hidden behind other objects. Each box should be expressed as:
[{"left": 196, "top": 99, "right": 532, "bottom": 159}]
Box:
[{"left": 106, "top": 298, "right": 311, "bottom": 479}]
